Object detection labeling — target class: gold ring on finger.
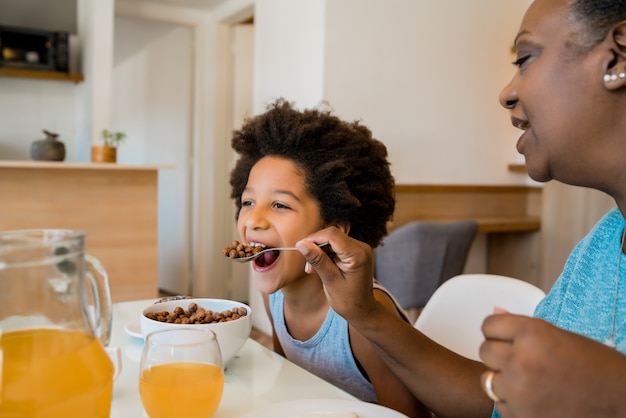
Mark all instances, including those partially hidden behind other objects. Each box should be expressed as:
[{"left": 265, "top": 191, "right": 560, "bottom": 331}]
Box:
[{"left": 484, "top": 370, "right": 504, "bottom": 403}]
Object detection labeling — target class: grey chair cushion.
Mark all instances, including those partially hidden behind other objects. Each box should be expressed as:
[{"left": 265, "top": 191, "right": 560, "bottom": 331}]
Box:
[{"left": 374, "top": 220, "right": 478, "bottom": 310}]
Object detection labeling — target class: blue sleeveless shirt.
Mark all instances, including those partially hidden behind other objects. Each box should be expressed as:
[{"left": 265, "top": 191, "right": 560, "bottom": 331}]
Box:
[{"left": 269, "top": 282, "right": 409, "bottom": 402}]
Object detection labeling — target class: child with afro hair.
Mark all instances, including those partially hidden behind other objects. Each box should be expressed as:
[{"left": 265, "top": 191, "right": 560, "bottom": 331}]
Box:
[{"left": 229, "top": 98, "right": 428, "bottom": 417}]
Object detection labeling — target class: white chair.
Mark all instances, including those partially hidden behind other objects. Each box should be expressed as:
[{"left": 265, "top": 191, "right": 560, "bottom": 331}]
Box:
[{"left": 413, "top": 274, "right": 546, "bottom": 361}]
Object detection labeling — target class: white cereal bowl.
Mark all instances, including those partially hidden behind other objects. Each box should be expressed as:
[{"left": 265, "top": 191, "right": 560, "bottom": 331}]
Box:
[{"left": 140, "top": 298, "right": 252, "bottom": 364}]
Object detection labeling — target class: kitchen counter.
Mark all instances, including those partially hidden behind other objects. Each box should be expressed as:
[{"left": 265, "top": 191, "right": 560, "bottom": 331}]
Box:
[
  {"left": 0, "top": 160, "right": 174, "bottom": 301},
  {"left": 0, "top": 160, "right": 174, "bottom": 170}
]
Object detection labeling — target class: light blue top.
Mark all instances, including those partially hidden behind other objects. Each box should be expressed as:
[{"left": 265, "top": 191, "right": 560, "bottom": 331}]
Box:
[
  {"left": 492, "top": 207, "right": 626, "bottom": 417},
  {"left": 268, "top": 282, "right": 409, "bottom": 403},
  {"left": 269, "top": 289, "right": 377, "bottom": 402}
]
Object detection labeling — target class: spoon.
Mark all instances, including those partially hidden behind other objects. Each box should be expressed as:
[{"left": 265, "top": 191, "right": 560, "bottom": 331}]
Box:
[{"left": 227, "top": 242, "right": 332, "bottom": 263}]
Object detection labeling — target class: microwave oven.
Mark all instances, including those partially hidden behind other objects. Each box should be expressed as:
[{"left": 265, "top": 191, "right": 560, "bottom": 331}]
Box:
[{"left": 0, "top": 25, "right": 69, "bottom": 72}]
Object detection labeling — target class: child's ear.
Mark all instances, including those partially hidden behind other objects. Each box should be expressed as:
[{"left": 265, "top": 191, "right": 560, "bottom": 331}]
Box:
[{"left": 335, "top": 222, "right": 350, "bottom": 235}]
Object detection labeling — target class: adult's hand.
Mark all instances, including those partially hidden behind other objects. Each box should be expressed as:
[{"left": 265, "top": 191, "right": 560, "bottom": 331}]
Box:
[
  {"left": 480, "top": 312, "right": 626, "bottom": 418},
  {"left": 296, "top": 227, "right": 377, "bottom": 324},
  {"left": 299, "top": 227, "right": 495, "bottom": 418}
]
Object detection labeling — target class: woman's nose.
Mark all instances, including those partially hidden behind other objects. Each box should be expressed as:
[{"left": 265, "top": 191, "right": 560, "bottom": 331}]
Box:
[{"left": 499, "top": 76, "right": 519, "bottom": 110}]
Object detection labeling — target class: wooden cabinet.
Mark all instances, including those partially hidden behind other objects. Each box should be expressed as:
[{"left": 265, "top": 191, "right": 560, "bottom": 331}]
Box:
[{"left": 0, "top": 161, "right": 172, "bottom": 301}]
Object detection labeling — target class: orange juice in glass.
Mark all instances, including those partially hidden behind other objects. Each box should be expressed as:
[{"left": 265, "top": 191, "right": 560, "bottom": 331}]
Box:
[
  {"left": 0, "top": 230, "right": 114, "bottom": 417},
  {"left": 140, "top": 328, "right": 225, "bottom": 418}
]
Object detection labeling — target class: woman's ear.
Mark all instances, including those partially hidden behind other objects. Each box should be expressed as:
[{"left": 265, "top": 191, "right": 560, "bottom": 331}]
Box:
[{"left": 602, "top": 21, "right": 626, "bottom": 91}]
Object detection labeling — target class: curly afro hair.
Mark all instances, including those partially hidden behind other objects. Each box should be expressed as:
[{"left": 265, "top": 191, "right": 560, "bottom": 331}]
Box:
[{"left": 229, "top": 98, "right": 395, "bottom": 248}]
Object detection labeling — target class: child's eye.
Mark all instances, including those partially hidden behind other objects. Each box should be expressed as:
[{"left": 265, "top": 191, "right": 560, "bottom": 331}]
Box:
[
  {"left": 241, "top": 199, "right": 253, "bottom": 207},
  {"left": 273, "top": 202, "right": 290, "bottom": 210}
]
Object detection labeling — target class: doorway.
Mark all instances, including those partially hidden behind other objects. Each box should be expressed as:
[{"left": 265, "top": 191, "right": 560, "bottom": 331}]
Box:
[{"left": 112, "top": 15, "right": 193, "bottom": 295}]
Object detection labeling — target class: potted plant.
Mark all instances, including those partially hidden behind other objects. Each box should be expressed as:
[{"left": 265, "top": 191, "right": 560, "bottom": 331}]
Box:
[{"left": 91, "top": 129, "right": 127, "bottom": 163}]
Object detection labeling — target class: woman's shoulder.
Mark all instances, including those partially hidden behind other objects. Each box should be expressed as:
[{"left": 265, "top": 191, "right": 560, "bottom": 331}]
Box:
[
  {"left": 573, "top": 207, "right": 625, "bottom": 256},
  {"left": 596, "top": 207, "right": 624, "bottom": 229}
]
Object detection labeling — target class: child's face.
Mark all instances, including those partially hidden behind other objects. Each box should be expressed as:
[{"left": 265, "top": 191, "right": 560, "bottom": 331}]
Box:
[{"left": 237, "top": 155, "right": 325, "bottom": 294}]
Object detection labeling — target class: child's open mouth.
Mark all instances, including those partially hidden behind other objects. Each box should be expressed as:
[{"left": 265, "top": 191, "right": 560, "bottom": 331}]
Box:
[{"left": 253, "top": 248, "right": 280, "bottom": 268}]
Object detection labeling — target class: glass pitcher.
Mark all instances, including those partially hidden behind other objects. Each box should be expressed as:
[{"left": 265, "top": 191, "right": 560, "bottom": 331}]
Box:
[{"left": 0, "top": 229, "right": 115, "bottom": 417}]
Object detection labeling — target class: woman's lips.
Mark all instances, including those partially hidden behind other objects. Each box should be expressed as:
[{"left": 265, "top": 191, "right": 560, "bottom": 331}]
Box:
[
  {"left": 516, "top": 132, "right": 526, "bottom": 155},
  {"left": 511, "top": 117, "right": 530, "bottom": 155},
  {"left": 513, "top": 120, "right": 529, "bottom": 130}
]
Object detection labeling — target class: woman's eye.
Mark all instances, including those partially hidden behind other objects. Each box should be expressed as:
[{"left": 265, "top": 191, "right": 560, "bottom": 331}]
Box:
[{"left": 512, "top": 55, "right": 530, "bottom": 68}]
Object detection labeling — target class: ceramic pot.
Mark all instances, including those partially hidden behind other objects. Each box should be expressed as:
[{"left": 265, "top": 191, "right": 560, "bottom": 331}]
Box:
[
  {"left": 91, "top": 146, "right": 117, "bottom": 163},
  {"left": 31, "top": 130, "right": 66, "bottom": 161}
]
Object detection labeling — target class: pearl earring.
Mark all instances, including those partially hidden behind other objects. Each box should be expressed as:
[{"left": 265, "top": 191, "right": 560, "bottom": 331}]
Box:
[{"left": 604, "top": 73, "right": 621, "bottom": 83}]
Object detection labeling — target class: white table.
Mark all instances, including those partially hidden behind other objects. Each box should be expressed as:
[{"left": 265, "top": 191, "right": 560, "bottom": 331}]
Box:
[{"left": 109, "top": 299, "right": 356, "bottom": 417}]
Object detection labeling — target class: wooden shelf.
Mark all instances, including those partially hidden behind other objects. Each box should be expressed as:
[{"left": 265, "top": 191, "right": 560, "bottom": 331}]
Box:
[
  {"left": 508, "top": 163, "right": 527, "bottom": 173},
  {"left": 0, "top": 67, "right": 84, "bottom": 83},
  {"left": 391, "top": 184, "right": 542, "bottom": 233}
]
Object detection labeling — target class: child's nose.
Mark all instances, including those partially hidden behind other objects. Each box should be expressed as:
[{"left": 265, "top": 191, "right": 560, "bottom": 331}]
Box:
[{"left": 244, "top": 206, "right": 270, "bottom": 230}]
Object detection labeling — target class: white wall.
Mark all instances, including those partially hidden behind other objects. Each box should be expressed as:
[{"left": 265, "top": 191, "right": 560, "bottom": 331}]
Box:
[
  {"left": 253, "top": 0, "right": 531, "bottom": 185},
  {"left": 253, "top": 0, "right": 326, "bottom": 111},
  {"left": 0, "top": 0, "right": 77, "bottom": 160},
  {"left": 0, "top": 78, "right": 80, "bottom": 160}
]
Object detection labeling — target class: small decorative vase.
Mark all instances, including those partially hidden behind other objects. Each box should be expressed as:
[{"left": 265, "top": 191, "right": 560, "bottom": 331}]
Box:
[
  {"left": 91, "top": 146, "right": 117, "bottom": 163},
  {"left": 31, "top": 130, "right": 66, "bottom": 161}
]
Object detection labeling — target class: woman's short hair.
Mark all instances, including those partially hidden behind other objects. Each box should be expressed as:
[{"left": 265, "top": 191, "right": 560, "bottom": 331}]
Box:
[{"left": 571, "top": 0, "right": 626, "bottom": 48}]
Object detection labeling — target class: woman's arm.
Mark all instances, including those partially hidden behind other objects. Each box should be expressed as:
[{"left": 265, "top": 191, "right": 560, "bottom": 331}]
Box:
[
  {"left": 349, "top": 288, "right": 430, "bottom": 417},
  {"left": 297, "top": 228, "right": 493, "bottom": 418}
]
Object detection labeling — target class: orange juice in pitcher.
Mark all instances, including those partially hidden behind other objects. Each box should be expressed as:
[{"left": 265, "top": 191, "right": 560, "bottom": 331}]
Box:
[
  {"left": 0, "top": 230, "right": 115, "bottom": 418},
  {"left": 0, "top": 328, "right": 114, "bottom": 417}
]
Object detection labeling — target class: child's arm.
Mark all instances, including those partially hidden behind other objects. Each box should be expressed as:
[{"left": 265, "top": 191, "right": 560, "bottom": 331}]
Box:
[
  {"left": 349, "top": 288, "right": 430, "bottom": 418},
  {"left": 262, "top": 292, "right": 285, "bottom": 356}
]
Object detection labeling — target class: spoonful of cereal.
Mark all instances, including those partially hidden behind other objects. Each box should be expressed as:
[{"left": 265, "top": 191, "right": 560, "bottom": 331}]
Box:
[{"left": 223, "top": 240, "right": 332, "bottom": 263}]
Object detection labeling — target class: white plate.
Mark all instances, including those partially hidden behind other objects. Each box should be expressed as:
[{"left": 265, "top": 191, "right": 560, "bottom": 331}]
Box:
[
  {"left": 124, "top": 318, "right": 143, "bottom": 339},
  {"left": 239, "top": 398, "right": 409, "bottom": 418}
]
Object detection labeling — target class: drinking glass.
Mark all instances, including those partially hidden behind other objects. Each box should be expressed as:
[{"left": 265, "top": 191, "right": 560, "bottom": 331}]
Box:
[{"left": 139, "top": 328, "right": 225, "bottom": 418}]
